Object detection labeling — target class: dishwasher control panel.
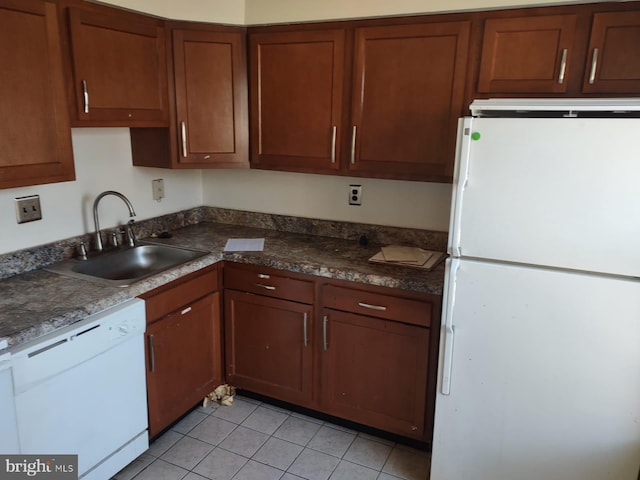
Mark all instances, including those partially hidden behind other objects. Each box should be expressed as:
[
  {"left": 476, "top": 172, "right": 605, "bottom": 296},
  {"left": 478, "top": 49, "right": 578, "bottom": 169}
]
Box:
[{"left": 10, "top": 299, "right": 145, "bottom": 394}]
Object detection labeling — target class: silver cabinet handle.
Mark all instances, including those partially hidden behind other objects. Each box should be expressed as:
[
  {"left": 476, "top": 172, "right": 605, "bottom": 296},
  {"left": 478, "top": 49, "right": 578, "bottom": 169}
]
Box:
[
  {"left": 322, "top": 315, "right": 328, "bottom": 351},
  {"left": 148, "top": 334, "right": 156, "bottom": 373},
  {"left": 255, "top": 283, "right": 276, "bottom": 291},
  {"left": 350, "top": 126, "right": 357, "bottom": 164},
  {"left": 588, "top": 48, "right": 599, "bottom": 85},
  {"left": 81, "top": 80, "right": 89, "bottom": 114},
  {"left": 181, "top": 306, "right": 192, "bottom": 315},
  {"left": 330, "top": 125, "right": 337, "bottom": 163},
  {"left": 257, "top": 274, "right": 270, "bottom": 279},
  {"left": 303, "top": 312, "right": 308, "bottom": 347},
  {"left": 181, "top": 121, "right": 188, "bottom": 157},
  {"left": 558, "top": 48, "right": 568, "bottom": 84},
  {"left": 358, "top": 302, "right": 387, "bottom": 311}
]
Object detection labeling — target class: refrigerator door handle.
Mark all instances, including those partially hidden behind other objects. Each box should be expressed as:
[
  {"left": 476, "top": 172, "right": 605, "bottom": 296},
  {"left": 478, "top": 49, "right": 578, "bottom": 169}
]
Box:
[
  {"left": 449, "top": 118, "right": 473, "bottom": 257},
  {"left": 441, "top": 258, "right": 460, "bottom": 395}
]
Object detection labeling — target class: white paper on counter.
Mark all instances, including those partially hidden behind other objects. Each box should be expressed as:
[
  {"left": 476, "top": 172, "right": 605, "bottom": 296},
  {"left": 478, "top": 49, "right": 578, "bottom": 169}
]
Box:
[{"left": 224, "top": 238, "right": 265, "bottom": 252}]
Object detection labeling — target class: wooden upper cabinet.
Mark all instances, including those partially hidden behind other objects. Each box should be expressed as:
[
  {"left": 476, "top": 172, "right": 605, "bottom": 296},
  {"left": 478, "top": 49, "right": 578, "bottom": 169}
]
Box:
[
  {"left": 0, "top": 0, "right": 74, "bottom": 189},
  {"left": 349, "top": 22, "right": 470, "bottom": 181},
  {"left": 249, "top": 29, "right": 346, "bottom": 173},
  {"left": 67, "top": 6, "right": 169, "bottom": 126},
  {"left": 582, "top": 11, "right": 640, "bottom": 93},
  {"left": 172, "top": 29, "right": 248, "bottom": 167},
  {"left": 477, "top": 15, "right": 577, "bottom": 93}
]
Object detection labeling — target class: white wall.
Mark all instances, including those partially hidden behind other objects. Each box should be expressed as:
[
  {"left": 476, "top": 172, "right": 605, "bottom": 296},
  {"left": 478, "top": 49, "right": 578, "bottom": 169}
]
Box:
[
  {"left": 0, "top": 129, "right": 202, "bottom": 256},
  {"left": 93, "top": 0, "right": 245, "bottom": 24},
  {"left": 201, "top": 170, "right": 452, "bottom": 231},
  {"left": 244, "top": 0, "right": 603, "bottom": 23},
  {"left": 97, "top": 0, "right": 608, "bottom": 24}
]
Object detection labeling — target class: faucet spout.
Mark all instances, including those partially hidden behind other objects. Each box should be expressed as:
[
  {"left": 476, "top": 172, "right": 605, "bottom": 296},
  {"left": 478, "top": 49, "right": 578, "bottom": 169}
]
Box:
[{"left": 93, "top": 191, "right": 136, "bottom": 252}]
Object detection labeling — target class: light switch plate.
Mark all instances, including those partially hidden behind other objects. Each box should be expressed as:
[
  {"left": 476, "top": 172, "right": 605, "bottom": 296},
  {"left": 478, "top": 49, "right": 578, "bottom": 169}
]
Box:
[
  {"left": 15, "top": 195, "right": 42, "bottom": 223},
  {"left": 152, "top": 179, "right": 165, "bottom": 202}
]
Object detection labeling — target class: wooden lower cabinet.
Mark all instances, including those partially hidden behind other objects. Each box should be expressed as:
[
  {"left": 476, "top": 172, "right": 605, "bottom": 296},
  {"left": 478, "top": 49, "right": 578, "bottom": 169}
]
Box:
[
  {"left": 320, "top": 281, "right": 437, "bottom": 441},
  {"left": 141, "top": 267, "right": 222, "bottom": 437},
  {"left": 222, "top": 262, "right": 440, "bottom": 442},
  {"left": 320, "top": 309, "right": 430, "bottom": 439},
  {"left": 224, "top": 290, "right": 314, "bottom": 406}
]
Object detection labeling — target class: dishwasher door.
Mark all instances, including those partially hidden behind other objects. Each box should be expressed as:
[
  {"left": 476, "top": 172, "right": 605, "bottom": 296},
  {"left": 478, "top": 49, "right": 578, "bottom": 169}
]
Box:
[
  {"left": 0, "top": 353, "right": 19, "bottom": 453},
  {"left": 11, "top": 299, "right": 148, "bottom": 479}
]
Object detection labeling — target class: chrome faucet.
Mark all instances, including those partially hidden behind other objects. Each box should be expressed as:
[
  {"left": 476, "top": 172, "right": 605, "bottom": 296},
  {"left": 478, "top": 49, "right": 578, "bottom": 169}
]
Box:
[{"left": 93, "top": 191, "right": 136, "bottom": 252}]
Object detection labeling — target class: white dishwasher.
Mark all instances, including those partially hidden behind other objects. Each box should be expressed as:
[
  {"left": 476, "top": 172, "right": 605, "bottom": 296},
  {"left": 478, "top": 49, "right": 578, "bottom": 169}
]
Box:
[
  {"left": 11, "top": 298, "right": 148, "bottom": 480},
  {"left": 0, "top": 350, "right": 20, "bottom": 453}
]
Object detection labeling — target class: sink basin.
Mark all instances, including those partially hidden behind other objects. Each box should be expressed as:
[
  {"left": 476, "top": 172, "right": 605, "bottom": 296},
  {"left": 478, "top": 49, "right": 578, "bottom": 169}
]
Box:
[{"left": 45, "top": 242, "right": 209, "bottom": 287}]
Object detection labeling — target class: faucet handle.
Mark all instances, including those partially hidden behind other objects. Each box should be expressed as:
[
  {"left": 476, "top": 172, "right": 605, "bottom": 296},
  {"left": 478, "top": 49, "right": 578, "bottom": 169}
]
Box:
[
  {"left": 77, "top": 242, "right": 88, "bottom": 260},
  {"left": 125, "top": 219, "right": 137, "bottom": 247},
  {"left": 109, "top": 231, "right": 119, "bottom": 248}
]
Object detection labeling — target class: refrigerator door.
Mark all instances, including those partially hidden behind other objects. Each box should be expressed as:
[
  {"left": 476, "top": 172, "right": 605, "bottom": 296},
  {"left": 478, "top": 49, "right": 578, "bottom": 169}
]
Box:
[
  {"left": 431, "top": 259, "right": 640, "bottom": 480},
  {"left": 450, "top": 117, "right": 640, "bottom": 278}
]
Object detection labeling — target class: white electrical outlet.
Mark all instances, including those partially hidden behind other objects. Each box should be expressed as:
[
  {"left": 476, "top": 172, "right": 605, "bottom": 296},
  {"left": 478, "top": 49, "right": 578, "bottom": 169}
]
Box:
[
  {"left": 15, "top": 195, "right": 42, "bottom": 223},
  {"left": 349, "top": 185, "right": 362, "bottom": 205},
  {"left": 152, "top": 179, "right": 165, "bottom": 202}
]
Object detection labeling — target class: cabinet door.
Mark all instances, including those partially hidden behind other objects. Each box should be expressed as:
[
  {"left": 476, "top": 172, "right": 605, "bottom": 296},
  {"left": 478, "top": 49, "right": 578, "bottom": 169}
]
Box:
[
  {"left": 582, "top": 11, "right": 640, "bottom": 93},
  {"left": 173, "top": 29, "right": 248, "bottom": 167},
  {"left": 68, "top": 7, "right": 168, "bottom": 125},
  {"left": 321, "top": 309, "right": 430, "bottom": 439},
  {"left": 349, "top": 22, "right": 470, "bottom": 182},
  {"left": 249, "top": 29, "right": 345, "bottom": 172},
  {"left": 477, "top": 15, "right": 577, "bottom": 93},
  {"left": 0, "top": 0, "right": 74, "bottom": 189},
  {"left": 146, "top": 292, "right": 221, "bottom": 437},
  {"left": 225, "top": 290, "right": 313, "bottom": 406}
]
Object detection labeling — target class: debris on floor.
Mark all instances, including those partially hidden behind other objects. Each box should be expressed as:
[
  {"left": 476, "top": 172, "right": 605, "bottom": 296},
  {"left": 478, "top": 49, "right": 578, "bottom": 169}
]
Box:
[{"left": 203, "top": 384, "right": 236, "bottom": 408}]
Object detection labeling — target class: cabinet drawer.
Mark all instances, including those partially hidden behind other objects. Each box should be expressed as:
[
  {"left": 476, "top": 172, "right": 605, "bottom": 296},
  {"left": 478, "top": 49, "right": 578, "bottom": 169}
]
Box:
[
  {"left": 143, "top": 268, "right": 218, "bottom": 323},
  {"left": 224, "top": 264, "right": 314, "bottom": 304},
  {"left": 322, "top": 284, "right": 431, "bottom": 327}
]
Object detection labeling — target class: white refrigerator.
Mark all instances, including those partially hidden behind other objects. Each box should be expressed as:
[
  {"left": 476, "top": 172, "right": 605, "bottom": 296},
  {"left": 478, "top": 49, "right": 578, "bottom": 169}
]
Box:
[{"left": 431, "top": 99, "right": 640, "bottom": 480}]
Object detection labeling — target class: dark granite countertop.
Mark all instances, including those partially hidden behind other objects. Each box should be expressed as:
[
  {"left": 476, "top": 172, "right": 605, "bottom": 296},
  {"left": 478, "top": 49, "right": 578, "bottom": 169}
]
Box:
[{"left": 0, "top": 221, "right": 445, "bottom": 349}]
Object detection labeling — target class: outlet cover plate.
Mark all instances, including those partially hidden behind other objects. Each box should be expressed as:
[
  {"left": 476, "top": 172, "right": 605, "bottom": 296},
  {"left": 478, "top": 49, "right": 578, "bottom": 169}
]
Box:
[
  {"left": 349, "top": 185, "right": 362, "bottom": 205},
  {"left": 15, "top": 195, "right": 42, "bottom": 224}
]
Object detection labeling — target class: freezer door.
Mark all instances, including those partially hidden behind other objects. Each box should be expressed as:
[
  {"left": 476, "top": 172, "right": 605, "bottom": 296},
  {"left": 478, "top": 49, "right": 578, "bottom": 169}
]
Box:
[
  {"left": 431, "top": 259, "right": 640, "bottom": 480},
  {"left": 450, "top": 117, "right": 640, "bottom": 277}
]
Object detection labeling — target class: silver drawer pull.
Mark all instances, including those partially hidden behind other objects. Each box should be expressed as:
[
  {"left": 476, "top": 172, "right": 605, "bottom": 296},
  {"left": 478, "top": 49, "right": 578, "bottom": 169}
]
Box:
[
  {"left": 81, "top": 80, "right": 89, "bottom": 114},
  {"left": 330, "top": 125, "right": 337, "bottom": 163},
  {"left": 358, "top": 302, "right": 387, "bottom": 311},
  {"left": 149, "top": 334, "right": 156, "bottom": 372},
  {"left": 588, "top": 48, "right": 599, "bottom": 85},
  {"left": 257, "top": 274, "right": 270, "bottom": 279},
  {"left": 322, "top": 315, "right": 328, "bottom": 351},
  {"left": 350, "top": 125, "right": 357, "bottom": 164},
  {"left": 256, "top": 283, "right": 276, "bottom": 291},
  {"left": 303, "top": 312, "right": 308, "bottom": 347},
  {"left": 557, "top": 48, "right": 568, "bottom": 84},
  {"left": 181, "top": 306, "right": 192, "bottom": 315},
  {"left": 181, "top": 121, "right": 188, "bottom": 157}
]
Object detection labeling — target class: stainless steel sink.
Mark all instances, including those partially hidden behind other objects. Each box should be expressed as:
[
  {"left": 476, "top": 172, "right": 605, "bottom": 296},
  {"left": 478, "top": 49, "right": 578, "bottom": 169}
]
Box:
[{"left": 45, "top": 242, "right": 209, "bottom": 287}]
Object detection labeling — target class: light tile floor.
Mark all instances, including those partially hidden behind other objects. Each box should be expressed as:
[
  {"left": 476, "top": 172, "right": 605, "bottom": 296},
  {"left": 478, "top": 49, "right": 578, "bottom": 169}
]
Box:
[{"left": 113, "top": 395, "right": 430, "bottom": 480}]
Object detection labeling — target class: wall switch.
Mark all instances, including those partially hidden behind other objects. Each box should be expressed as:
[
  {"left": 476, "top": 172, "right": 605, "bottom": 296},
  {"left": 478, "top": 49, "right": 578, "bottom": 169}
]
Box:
[
  {"left": 348, "top": 185, "right": 362, "bottom": 205},
  {"left": 152, "top": 179, "right": 165, "bottom": 202},
  {"left": 15, "top": 195, "right": 42, "bottom": 223}
]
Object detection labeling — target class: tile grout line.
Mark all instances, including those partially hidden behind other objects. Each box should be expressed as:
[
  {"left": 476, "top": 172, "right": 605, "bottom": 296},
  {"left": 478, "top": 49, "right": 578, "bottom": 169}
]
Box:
[{"left": 123, "top": 396, "right": 429, "bottom": 480}]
